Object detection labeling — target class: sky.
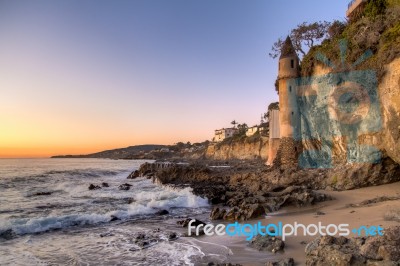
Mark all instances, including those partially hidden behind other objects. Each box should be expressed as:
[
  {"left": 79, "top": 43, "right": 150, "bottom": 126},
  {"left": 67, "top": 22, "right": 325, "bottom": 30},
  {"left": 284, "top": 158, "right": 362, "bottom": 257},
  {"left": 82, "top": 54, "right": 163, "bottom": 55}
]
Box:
[{"left": 0, "top": 0, "right": 349, "bottom": 158}]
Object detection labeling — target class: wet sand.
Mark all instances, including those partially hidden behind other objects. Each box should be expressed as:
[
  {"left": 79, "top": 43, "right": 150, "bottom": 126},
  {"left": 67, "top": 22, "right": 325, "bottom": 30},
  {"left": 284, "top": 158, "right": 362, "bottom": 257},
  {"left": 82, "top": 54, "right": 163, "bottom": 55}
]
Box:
[{"left": 192, "top": 181, "right": 400, "bottom": 265}]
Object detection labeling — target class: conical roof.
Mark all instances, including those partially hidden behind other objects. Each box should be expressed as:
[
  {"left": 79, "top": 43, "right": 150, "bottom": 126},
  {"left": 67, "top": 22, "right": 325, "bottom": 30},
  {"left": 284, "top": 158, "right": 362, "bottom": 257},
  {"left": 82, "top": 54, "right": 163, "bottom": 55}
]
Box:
[{"left": 280, "top": 36, "right": 297, "bottom": 59}]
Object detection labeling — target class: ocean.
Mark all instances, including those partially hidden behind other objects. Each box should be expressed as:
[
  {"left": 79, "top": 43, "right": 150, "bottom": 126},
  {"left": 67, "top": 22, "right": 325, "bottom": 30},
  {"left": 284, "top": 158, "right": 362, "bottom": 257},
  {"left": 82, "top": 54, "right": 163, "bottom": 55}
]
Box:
[{"left": 0, "top": 158, "right": 232, "bottom": 265}]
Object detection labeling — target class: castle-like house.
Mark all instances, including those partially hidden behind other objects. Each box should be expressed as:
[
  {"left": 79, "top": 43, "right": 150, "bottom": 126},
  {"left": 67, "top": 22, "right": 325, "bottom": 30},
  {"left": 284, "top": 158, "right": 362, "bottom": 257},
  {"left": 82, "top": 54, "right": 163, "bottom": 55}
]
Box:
[{"left": 267, "top": 36, "right": 301, "bottom": 166}]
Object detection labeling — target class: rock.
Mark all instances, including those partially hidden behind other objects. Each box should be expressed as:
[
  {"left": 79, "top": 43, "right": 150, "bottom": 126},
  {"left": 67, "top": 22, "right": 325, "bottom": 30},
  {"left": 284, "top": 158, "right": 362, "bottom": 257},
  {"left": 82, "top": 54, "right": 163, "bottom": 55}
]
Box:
[
  {"left": 167, "top": 232, "right": 178, "bottom": 240},
  {"left": 249, "top": 235, "right": 285, "bottom": 252},
  {"left": 242, "top": 203, "right": 265, "bottom": 219},
  {"left": 0, "top": 229, "right": 16, "bottom": 240},
  {"left": 223, "top": 207, "right": 242, "bottom": 221},
  {"left": 177, "top": 218, "right": 206, "bottom": 228},
  {"left": 100, "top": 232, "right": 114, "bottom": 237},
  {"left": 306, "top": 226, "right": 400, "bottom": 265},
  {"left": 155, "top": 209, "right": 169, "bottom": 215},
  {"left": 360, "top": 226, "right": 400, "bottom": 261},
  {"left": 119, "top": 183, "right": 132, "bottom": 191},
  {"left": 110, "top": 215, "right": 120, "bottom": 222},
  {"left": 34, "top": 191, "right": 52, "bottom": 196},
  {"left": 101, "top": 182, "right": 109, "bottom": 187},
  {"left": 207, "top": 263, "right": 242, "bottom": 266},
  {"left": 221, "top": 204, "right": 265, "bottom": 221},
  {"left": 210, "top": 207, "right": 226, "bottom": 220},
  {"left": 316, "top": 211, "right": 325, "bottom": 215},
  {"left": 127, "top": 170, "right": 140, "bottom": 179},
  {"left": 88, "top": 184, "right": 101, "bottom": 190},
  {"left": 265, "top": 258, "right": 294, "bottom": 266}
]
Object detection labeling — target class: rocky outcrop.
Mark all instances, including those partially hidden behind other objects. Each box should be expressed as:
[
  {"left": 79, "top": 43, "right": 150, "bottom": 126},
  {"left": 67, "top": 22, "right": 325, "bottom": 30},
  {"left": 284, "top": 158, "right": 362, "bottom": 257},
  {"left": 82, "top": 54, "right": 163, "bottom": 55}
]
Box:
[
  {"left": 305, "top": 226, "right": 400, "bottom": 265},
  {"left": 249, "top": 235, "right": 285, "bottom": 253},
  {"left": 142, "top": 162, "right": 331, "bottom": 221},
  {"left": 265, "top": 258, "right": 294, "bottom": 266}
]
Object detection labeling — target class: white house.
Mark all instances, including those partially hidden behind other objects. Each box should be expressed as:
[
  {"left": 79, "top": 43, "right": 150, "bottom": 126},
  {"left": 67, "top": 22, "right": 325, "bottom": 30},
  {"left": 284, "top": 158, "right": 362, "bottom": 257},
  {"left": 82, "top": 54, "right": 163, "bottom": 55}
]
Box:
[
  {"left": 213, "top": 128, "right": 238, "bottom": 142},
  {"left": 246, "top": 126, "right": 258, "bottom": 137}
]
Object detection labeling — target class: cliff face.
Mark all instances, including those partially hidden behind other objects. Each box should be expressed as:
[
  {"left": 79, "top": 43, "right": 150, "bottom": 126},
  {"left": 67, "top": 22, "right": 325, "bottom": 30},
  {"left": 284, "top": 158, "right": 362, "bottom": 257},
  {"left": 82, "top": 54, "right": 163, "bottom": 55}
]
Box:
[
  {"left": 379, "top": 57, "right": 400, "bottom": 164},
  {"left": 205, "top": 136, "right": 268, "bottom": 160},
  {"left": 307, "top": 58, "right": 400, "bottom": 165}
]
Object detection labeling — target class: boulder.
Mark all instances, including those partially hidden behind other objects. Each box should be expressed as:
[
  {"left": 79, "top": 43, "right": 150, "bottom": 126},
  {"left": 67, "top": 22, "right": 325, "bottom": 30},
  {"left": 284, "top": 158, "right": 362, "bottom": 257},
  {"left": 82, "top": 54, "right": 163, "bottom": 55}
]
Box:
[
  {"left": 265, "top": 258, "right": 294, "bottom": 266},
  {"left": 155, "top": 209, "right": 169, "bottom": 215},
  {"left": 110, "top": 215, "right": 120, "bottom": 222},
  {"left": 210, "top": 207, "right": 226, "bottom": 220},
  {"left": 177, "top": 218, "right": 206, "bottom": 228},
  {"left": 249, "top": 235, "right": 285, "bottom": 253},
  {"left": 306, "top": 226, "right": 400, "bottom": 265},
  {"left": 127, "top": 170, "right": 140, "bottom": 179},
  {"left": 119, "top": 183, "right": 133, "bottom": 191},
  {"left": 101, "top": 182, "right": 109, "bottom": 187},
  {"left": 0, "top": 229, "right": 16, "bottom": 240},
  {"left": 88, "top": 184, "right": 101, "bottom": 190}
]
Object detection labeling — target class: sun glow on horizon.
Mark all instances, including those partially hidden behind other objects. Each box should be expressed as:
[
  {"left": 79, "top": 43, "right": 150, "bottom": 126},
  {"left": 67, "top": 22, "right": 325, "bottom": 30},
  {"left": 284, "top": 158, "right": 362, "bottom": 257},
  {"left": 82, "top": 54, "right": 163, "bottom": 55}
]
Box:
[{"left": 0, "top": 1, "right": 347, "bottom": 158}]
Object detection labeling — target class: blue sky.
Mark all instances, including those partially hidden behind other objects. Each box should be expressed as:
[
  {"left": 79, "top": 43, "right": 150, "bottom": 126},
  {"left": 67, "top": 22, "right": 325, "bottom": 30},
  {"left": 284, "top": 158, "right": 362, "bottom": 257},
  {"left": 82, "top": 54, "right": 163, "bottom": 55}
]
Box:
[{"left": 0, "top": 0, "right": 349, "bottom": 157}]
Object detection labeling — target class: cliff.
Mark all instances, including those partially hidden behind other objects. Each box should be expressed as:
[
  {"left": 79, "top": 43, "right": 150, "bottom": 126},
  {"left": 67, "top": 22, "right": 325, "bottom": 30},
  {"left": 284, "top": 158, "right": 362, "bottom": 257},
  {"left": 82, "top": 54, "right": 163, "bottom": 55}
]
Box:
[
  {"left": 304, "top": 53, "right": 400, "bottom": 166},
  {"left": 204, "top": 135, "right": 268, "bottom": 161}
]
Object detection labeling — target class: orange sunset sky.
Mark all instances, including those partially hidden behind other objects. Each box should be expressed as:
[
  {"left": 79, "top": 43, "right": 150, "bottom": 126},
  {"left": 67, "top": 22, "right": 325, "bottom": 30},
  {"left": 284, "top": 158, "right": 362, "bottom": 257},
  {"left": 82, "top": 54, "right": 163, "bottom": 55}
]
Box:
[{"left": 0, "top": 1, "right": 347, "bottom": 158}]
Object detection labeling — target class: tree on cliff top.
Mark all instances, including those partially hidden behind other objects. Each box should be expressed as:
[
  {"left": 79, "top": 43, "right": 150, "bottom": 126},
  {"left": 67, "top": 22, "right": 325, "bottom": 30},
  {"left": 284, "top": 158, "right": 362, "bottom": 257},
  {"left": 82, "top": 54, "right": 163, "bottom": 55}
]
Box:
[
  {"left": 269, "top": 21, "right": 331, "bottom": 59},
  {"left": 231, "top": 120, "right": 238, "bottom": 128}
]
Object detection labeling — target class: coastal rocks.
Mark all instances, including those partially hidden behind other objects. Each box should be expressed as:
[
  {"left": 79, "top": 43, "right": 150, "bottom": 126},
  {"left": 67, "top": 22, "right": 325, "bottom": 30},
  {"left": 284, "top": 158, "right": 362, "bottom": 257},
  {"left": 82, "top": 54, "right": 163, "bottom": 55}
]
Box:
[
  {"left": 177, "top": 218, "right": 206, "bottom": 228},
  {"left": 249, "top": 234, "right": 285, "bottom": 253},
  {"left": 359, "top": 226, "right": 400, "bottom": 261},
  {"left": 210, "top": 186, "right": 329, "bottom": 221},
  {"left": 305, "top": 226, "right": 400, "bottom": 265},
  {"left": 118, "top": 183, "right": 132, "bottom": 191},
  {"left": 132, "top": 232, "right": 158, "bottom": 249},
  {"left": 265, "top": 258, "right": 294, "bottom": 266},
  {"left": 127, "top": 170, "right": 140, "bottom": 179},
  {"left": 88, "top": 184, "right": 101, "bottom": 190},
  {"left": 33, "top": 191, "right": 52, "bottom": 196},
  {"left": 210, "top": 207, "right": 227, "bottom": 220},
  {"left": 129, "top": 230, "right": 180, "bottom": 251},
  {"left": 110, "top": 215, "right": 120, "bottom": 222},
  {"left": 101, "top": 182, "right": 109, "bottom": 187},
  {"left": 0, "top": 229, "right": 16, "bottom": 240},
  {"left": 207, "top": 263, "right": 242, "bottom": 266},
  {"left": 217, "top": 204, "right": 265, "bottom": 221},
  {"left": 155, "top": 209, "right": 169, "bottom": 215}
]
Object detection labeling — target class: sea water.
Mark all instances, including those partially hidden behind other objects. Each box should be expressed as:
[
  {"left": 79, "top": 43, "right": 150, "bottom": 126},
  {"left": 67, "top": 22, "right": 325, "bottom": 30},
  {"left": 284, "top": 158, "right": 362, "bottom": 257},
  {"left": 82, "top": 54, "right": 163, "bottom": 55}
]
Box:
[{"left": 0, "top": 158, "right": 233, "bottom": 265}]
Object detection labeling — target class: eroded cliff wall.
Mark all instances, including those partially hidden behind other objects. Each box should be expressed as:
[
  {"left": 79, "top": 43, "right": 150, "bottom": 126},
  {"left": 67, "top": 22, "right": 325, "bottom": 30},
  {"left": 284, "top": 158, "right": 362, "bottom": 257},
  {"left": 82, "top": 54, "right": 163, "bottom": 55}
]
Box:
[{"left": 205, "top": 136, "right": 268, "bottom": 160}]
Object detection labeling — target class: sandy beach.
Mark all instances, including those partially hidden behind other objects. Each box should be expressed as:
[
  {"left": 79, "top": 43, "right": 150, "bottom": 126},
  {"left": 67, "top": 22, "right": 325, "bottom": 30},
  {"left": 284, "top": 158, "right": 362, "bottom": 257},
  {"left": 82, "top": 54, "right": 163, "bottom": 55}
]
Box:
[{"left": 190, "top": 181, "right": 400, "bottom": 265}]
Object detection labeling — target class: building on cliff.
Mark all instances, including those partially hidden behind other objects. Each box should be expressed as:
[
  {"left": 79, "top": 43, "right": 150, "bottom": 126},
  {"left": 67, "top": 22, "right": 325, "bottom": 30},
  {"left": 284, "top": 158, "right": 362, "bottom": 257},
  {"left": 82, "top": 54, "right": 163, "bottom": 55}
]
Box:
[
  {"left": 246, "top": 126, "right": 258, "bottom": 137},
  {"left": 346, "top": 0, "right": 369, "bottom": 20},
  {"left": 213, "top": 127, "right": 238, "bottom": 142}
]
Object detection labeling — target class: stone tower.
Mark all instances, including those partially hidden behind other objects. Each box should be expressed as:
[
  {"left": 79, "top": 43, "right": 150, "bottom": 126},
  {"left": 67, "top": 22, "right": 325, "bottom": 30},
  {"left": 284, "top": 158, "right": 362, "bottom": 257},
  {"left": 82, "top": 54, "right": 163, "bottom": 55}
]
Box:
[{"left": 277, "top": 36, "right": 300, "bottom": 165}]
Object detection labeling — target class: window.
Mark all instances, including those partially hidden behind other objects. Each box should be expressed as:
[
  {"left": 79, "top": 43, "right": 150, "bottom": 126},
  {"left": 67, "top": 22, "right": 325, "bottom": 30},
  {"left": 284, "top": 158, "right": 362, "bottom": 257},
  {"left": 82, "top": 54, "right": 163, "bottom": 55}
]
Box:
[
  {"left": 291, "top": 59, "right": 294, "bottom": 68},
  {"left": 291, "top": 111, "right": 294, "bottom": 115},
  {"left": 289, "top": 86, "right": 292, "bottom": 92}
]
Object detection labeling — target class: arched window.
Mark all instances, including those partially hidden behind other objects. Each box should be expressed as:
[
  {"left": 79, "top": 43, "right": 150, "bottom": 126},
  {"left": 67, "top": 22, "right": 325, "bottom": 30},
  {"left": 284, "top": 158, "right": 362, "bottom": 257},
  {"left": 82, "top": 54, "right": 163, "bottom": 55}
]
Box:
[{"left": 291, "top": 59, "right": 294, "bottom": 68}]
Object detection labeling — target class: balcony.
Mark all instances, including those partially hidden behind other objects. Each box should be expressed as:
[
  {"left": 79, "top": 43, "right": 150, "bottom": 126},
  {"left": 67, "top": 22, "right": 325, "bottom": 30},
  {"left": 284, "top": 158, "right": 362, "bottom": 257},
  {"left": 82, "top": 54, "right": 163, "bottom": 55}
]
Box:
[{"left": 346, "top": 0, "right": 368, "bottom": 18}]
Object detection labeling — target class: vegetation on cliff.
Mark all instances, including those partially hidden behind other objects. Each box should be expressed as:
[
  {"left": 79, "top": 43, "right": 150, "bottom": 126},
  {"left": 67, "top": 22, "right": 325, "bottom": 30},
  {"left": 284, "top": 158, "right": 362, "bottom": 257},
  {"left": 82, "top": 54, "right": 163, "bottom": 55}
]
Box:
[{"left": 300, "top": 1, "right": 400, "bottom": 79}]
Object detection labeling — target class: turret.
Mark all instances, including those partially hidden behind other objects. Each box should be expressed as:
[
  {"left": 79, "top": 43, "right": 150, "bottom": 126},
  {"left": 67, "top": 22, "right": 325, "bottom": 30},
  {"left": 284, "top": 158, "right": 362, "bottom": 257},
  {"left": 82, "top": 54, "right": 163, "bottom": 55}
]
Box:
[
  {"left": 277, "top": 36, "right": 300, "bottom": 165},
  {"left": 279, "top": 36, "right": 300, "bottom": 79}
]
